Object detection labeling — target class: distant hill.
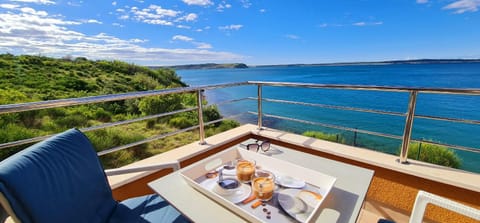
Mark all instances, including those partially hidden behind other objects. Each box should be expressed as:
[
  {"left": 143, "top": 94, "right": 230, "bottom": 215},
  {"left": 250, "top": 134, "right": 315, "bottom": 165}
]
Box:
[
  {"left": 152, "top": 63, "right": 248, "bottom": 70},
  {"left": 255, "top": 59, "right": 480, "bottom": 68},
  {"left": 0, "top": 54, "right": 186, "bottom": 103}
]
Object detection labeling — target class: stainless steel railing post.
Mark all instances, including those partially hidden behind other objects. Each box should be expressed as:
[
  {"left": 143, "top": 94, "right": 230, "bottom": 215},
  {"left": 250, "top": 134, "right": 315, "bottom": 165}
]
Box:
[
  {"left": 399, "top": 90, "right": 418, "bottom": 163},
  {"left": 257, "top": 84, "right": 263, "bottom": 129},
  {"left": 197, "top": 90, "right": 206, "bottom": 145}
]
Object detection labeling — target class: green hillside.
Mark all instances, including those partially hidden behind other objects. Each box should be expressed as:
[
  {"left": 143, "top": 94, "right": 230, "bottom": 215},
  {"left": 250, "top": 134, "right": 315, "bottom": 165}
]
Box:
[{"left": 0, "top": 54, "right": 238, "bottom": 168}]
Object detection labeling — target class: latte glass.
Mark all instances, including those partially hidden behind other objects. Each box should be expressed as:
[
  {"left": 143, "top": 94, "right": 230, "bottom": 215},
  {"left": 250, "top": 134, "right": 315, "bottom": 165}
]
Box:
[
  {"left": 236, "top": 159, "right": 256, "bottom": 183},
  {"left": 251, "top": 169, "right": 275, "bottom": 201}
]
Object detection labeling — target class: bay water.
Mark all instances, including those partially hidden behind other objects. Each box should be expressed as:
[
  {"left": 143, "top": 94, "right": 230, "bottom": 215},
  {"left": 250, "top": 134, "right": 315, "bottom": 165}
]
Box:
[{"left": 177, "top": 63, "right": 480, "bottom": 173}]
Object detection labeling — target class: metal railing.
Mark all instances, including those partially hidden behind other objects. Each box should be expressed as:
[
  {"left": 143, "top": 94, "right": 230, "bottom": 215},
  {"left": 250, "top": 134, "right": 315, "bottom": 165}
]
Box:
[{"left": 1, "top": 81, "right": 480, "bottom": 165}]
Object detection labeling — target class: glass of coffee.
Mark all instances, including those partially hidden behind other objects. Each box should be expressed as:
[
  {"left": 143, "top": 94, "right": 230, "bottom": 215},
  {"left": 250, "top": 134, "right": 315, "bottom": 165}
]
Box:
[
  {"left": 236, "top": 159, "right": 256, "bottom": 183},
  {"left": 251, "top": 169, "right": 275, "bottom": 201}
]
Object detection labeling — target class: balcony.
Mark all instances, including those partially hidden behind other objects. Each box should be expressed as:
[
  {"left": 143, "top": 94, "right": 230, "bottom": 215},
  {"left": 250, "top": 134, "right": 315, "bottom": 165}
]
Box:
[{"left": 1, "top": 82, "right": 479, "bottom": 223}]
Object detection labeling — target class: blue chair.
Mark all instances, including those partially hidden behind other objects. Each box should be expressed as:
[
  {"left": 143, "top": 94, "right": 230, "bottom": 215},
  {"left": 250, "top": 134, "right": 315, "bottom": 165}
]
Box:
[{"left": 0, "top": 128, "right": 190, "bottom": 223}]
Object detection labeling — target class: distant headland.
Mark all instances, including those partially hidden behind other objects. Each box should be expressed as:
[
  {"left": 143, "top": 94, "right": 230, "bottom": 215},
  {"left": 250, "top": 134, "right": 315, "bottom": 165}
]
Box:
[
  {"left": 151, "top": 63, "right": 248, "bottom": 70},
  {"left": 255, "top": 59, "right": 480, "bottom": 68},
  {"left": 152, "top": 59, "right": 480, "bottom": 70}
]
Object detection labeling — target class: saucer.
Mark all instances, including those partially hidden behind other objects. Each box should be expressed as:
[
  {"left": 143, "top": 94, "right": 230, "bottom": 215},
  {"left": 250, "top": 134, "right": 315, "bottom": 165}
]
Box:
[
  {"left": 278, "top": 189, "right": 322, "bottom": 222},
  {"left": 276, "top": 175, "right": 306, "bottom": 188},
  {"left": 213, "top": 183, "right": 252, "bottom": 204}
]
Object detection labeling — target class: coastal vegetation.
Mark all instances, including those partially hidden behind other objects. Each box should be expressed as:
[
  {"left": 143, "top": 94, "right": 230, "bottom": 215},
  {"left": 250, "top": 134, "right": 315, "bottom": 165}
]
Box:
[
  {"left": 407, "top": 142, "right": 461, "bottom": 168},
  {"left": 303, "top": 130, "right": 461, "bottom": 168},
  {"left": 0, "top": 54, "right": 239, "bottom": 168}
]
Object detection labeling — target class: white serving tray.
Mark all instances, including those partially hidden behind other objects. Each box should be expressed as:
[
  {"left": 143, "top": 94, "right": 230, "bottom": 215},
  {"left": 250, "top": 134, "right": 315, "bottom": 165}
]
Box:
[{"left": 180, "top": 147, "right": 336, "bottom": 223}]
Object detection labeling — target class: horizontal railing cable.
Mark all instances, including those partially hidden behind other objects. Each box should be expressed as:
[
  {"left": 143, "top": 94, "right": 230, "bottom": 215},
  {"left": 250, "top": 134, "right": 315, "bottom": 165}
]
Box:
[
  {"left": 248, "top": 81, "right": 480, "bottom": 95},
  {"left": 249, "top": 111, "right": 403, "bottom": 140},
  {"left": 0, "top": 82, "right": 250, "bottom": 115},
  {"left": 97, "top": 112, "right": 248, "bottom": 156},
  {"left": 414, "top": 114, "right": 480, "bottom": 125},
  {"left": 210, "top": 97, "right": 251, "bottom": 107},
  {"left": 0, "top": 107, "right": 197, "bottom": 150},
  {"left": 97, "top": 125, "right": 200, "bottom": 156},
  {"left": 410, "top": 139, "right": 480, "bottom": 154},
  {"left": 252, "top": 97, "right": 406, "bottom": 117},
  {"left": 249, "top": 111, "right": 480, "bottom": 155}
]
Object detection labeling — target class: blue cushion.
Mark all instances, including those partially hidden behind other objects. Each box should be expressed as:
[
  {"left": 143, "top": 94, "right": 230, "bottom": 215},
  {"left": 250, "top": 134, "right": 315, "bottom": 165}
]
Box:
[
  {"left": 109, "top": 194, "right": 190, "bottom": 223},
  {"left": 0, "top": 129, "right": 116, "bottom": 223}
]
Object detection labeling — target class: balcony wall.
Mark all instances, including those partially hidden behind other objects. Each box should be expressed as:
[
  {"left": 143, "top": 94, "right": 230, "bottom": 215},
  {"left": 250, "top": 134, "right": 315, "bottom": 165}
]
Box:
[{"left": 109, "top": 124, "right": 480, "bottom": 223}]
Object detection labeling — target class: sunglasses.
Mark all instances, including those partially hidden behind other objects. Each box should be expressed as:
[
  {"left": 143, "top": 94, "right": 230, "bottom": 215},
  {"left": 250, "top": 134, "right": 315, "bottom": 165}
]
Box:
[{"left": 246, "top": 140, "right": 271, "bottom": 152}]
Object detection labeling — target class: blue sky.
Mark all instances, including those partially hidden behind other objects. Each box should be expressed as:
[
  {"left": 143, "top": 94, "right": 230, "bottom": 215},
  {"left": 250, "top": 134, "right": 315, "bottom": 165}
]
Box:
[{"left": 0, "top": 0, "right": 479, "bottom": 65}]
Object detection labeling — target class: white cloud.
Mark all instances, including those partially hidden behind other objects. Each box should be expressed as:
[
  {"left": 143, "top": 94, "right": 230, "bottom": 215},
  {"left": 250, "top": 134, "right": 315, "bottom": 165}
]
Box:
[
  {"left": 0, "top": 9, "right": 242, "bottom": 64},
  {"left": 443, "top": 0, "right": 480, "bottom": 13},
  {"left": 144, "top": 19, "right": 173, "bottom": 25},
  {"left": 240, "top": 0, "right": 252, "bottom": 8},
  {"left": 182, "top": 0, "right": 213, "bottom": 6},
  {"left": 259, "top": 9, "right": 266, "bottom": 13},
  {"left": 185, "top": 13, "right": 198, "bottom": 21},
  {"left": 172, "top": 35, "right": 194, "bottom": 42},
  {"left": 67, "top": 1, "right": 82, "bottom": 7},
  {"left": 0, "top": 4, "right": 20, "bottom": 9},
  {"left": 80, "top": 19, "right": 102, "bottom": 24},
  {"left": 195, "top": 42, "right": 212, "bottom": 49},
  {"left": 9, "top": 0, "right": 55, "bottom": 5},
  {"left": 353, "top": 22, "right": 366, "bottom": 26},
  {"left": 121, "top": 4, "right": 204, "bottom": 26},
  {"left": 285, "top": 34, "right": 299, "bottom": 40},
  {"left": 416, "top": 0, "right": 428, "bottom": 4},
  {"left": 352, "top": 21, "right": 383, "bottom": 26},
  {"left": 172, "top": 35, "right": 212, "bottom": 49},
  {"left": 219, "top": 24, "right": 243, "bottom": 30},
  {"left": 112, "top": 1, "right": 117, "bottom": 6},
  {"left": 112, "top": 22, "right": 124, "bottom": 27},
  {"left": 20, "top": 7, "right": 48, "bottom": 16},
  {"left": 148, "top": 5, "right": 180, "bottom": 17},
  {"left": 129, "top": 38, "right": 147, "bottom": 43},
  {"left": 176, "top": 13, "right": 198, "bottom": 22},
  {"left": 177, "top": 25, "right": 191, "bottom": 29},
  {"left": 217, "top": 1, "right": 232, "bottom": 12}
]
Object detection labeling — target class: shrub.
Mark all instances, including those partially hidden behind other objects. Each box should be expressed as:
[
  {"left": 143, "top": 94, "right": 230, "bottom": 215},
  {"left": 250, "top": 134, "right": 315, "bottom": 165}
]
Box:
[
  {"left": 146, "top": 120, "right": 156, "bottom": 129},
  {"left": 407, "top": 142, "right": 461, "bottom": 168},
  {"left": 0, "top": 124, "right": 36, "bottom": 159},
  {"left": 55, "top": 114, "right": 89, "bottom": 128},
  {"left": 138, "top": 95, "right": 183, "bottom": 115},
  {"left": 205, "top": 119, "right": 240, "bottom": 137},
  {"left": 169, "top": 116, "right": 195, "bottom": 129},
  {"left": 303, "top": 131, "right": 346, "bottom": 143},
  {"left": 85, "top": 128, "right": 149, "bottom": 168}
]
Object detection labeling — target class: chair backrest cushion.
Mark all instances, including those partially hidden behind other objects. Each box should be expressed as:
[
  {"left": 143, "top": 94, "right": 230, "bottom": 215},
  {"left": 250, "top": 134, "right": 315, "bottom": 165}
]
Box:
[{"left": 0, "top": 129, "right": 117, "bottom": 223}]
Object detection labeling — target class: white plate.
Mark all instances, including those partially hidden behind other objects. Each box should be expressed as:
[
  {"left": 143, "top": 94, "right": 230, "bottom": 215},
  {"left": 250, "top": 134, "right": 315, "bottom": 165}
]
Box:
[
  {"left": 277, "top": 189, "right": 323, "bottom": 222},
  {"left": 200, "top": 178, "right": 252, "bottom": 204},
  {"left": 215, "top": 183, "right": 252, "bottom": 203},
  {"left": 276, "top": 175, "right": 306, "bottom": 188}
]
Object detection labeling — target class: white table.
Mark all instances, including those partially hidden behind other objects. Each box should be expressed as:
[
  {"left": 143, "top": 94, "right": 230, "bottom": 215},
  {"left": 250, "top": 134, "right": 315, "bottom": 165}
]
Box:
[{"left": 149, "top": 142, "right": 374, "bottom": 223}]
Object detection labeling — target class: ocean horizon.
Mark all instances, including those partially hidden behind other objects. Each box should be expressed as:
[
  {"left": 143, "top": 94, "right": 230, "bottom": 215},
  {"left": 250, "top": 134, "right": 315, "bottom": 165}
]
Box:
[{"left": 177, "top": 63, "right": 480, "bottom": 173}]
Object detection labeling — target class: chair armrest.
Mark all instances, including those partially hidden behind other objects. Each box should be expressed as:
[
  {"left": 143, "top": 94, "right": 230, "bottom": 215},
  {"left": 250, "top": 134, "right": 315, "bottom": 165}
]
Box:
[
  {"left": 409, "top": 190, "right": 480, "bottom": 223},
  {"left": 104, "top": 161, "right": 180, "bottom": 176}
]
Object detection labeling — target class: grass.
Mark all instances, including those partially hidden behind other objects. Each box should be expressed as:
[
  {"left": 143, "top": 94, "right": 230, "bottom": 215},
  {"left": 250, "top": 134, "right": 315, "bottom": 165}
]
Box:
[{"left": 303, "top": 130, "right": 462, "bottom": 169}]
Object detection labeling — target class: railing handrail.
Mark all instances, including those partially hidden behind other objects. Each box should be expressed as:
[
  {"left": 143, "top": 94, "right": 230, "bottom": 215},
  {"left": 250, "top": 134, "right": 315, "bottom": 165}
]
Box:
[
  {"left": 1, "top": 81, "right": 480, "bottom": 167},
  {"left": 0, "top": 82, "right": 250, "bottom": 115},
  {"left": 2, "top": 81, "right": 480, "bottom": 115},
  {"left": 247, "top": 81, "right": 480, "bottom": 95}
]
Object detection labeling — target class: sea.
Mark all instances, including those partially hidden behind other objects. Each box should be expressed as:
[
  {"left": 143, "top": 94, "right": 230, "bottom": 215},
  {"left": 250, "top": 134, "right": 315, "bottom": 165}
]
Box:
[{"left": 176, "top": 63, "right": 480, "bottom": 173}]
